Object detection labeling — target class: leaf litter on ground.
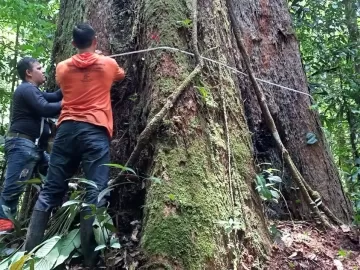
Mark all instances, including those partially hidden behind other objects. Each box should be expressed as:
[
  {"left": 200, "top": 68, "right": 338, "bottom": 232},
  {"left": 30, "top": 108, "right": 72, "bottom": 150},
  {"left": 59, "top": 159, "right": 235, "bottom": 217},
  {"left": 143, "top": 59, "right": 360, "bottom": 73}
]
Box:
[{"left": 266, "top": 220, "right": 360, "bottom": 269}]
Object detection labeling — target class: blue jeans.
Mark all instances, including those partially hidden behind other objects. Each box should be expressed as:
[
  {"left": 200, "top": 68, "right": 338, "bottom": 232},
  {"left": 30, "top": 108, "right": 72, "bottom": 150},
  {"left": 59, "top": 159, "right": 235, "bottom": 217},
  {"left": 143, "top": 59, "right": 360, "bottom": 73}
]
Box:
[
  {"left": 34, "top": 121, "right": 110, "bottom": 212},
  {"left": 0, "top": 137, "right": 49, "bottom": 219}
]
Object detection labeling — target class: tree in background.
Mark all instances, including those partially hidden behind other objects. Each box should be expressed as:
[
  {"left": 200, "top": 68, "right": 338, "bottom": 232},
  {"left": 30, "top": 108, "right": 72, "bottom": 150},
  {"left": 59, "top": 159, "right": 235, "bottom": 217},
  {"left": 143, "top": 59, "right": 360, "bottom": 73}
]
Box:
[{"left": 290, "top": 0, "right": 360, "bottom": 220}]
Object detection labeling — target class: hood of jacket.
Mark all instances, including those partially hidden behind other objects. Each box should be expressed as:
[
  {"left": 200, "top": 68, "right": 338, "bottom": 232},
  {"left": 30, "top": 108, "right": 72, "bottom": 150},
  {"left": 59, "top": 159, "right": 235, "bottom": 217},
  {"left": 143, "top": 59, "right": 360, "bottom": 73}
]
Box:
[{"left": 71, "top": 52, "right": 99, "bottom": 68}]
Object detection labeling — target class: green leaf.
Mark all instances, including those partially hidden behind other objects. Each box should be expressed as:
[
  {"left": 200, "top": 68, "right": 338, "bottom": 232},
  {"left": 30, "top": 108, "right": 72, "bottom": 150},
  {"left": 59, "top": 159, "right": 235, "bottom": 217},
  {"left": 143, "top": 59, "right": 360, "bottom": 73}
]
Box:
[
  {"left": 196, "top": 86, "right": 209, "bottom": 101},
  {"left": 94, "top": 245, "right": 106, "bottom": 251},
  {"left": 33, "top": 247, "right": 59, "bottom": 270},
  {"left": 81, "top": 203, "right": 95, "bottom": 209},
  {"left": 72, "top": 252, "right": 81, "bottom": 258},
  {"left": 355, "top": 158, "right": 360, "bottom": 165},
  {"left": 177, "top": 18, "right": 192, "bottom": 28},
  {"left": 337, "top": 249, "right": 348, "bottom": 258},
  {"left": 76, "top": 178, "right": 98, "bottom": 189},
  {"left": 17, "top": 178, "right": 42, "bottom": 185},
  {"left": 54, "top": 229, "right": 81, "bottom": 268},
  {"left": 256, "top": 174, "right": 266, "bottom": 187},
  {"left": 0, "top": 255, "right": 12, "bottom": 270},
  {"left": 98, "top": 187, "right": 113, "bottom": 203},
  {"left": 306, "top": 132, "right": 318, "bottom": 145},
  {"left": 29, "top": 258, "right": 35, "bottom": 270},
  {"left": 270, "top": 190, "right": 280, "bottom": 199},
  {"left": 265, "top": 183, "right": 275, "bottom": 187},
  {"left": 0, "top": 248, "right": 25, "bottom": 270},
  {"left": 268, "top": 176, "right": 282, "bottom": 183},
  {"left": 93, "top": 215, "right": 111, "bottom": 246},
  {"left": 182, "top": 18, "right": 192, "bottom": 26},
  {"left": 225, "top": 226, "right": 232, "bottom": 234},
  {"left": 110, "top": 242, "right": 121, "bottom": 249},
  {"left": 104, "top": 222, "right": 117, "bottom": 233},
  {"left": 8, "top": 252, "right": 25, "bottom": 265},
  {"left": 61, "top": 200, "right": 82, "bottom": 207},
  {"left": 20, "top": 44, "right": 34, "bottom": 51},
  {"left": 264, "top": 168, "right": 281, "bottom": 173},
  {"left": 34, "top": 236, "right": 61, "bottom": 258},
  {"left": 109, "top": 235, "right": 118, "bottom": 246},
  {"left": 167, "top": 194, "right": 175, "bottom": 201},
  {"left": 102, "top": 163, "right": 136, "bottom": 175},
  {"left": 147, "top": 176, "right": 162, "bottom": 184}
]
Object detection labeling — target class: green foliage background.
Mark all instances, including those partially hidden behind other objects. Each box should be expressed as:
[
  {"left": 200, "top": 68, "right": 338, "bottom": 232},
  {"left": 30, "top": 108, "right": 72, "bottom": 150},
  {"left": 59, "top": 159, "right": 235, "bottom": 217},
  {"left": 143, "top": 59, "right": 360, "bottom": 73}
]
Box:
[{"left": 0, "top": 0, "right": 59, "bottom": 131}]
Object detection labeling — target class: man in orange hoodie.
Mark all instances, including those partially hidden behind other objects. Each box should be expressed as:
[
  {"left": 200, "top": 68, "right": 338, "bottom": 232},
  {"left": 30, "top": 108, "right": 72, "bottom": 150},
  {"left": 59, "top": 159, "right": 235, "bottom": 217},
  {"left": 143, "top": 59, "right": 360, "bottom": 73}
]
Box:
[{"left": 24, "top": 23, "right": 125, "bottom": 266}]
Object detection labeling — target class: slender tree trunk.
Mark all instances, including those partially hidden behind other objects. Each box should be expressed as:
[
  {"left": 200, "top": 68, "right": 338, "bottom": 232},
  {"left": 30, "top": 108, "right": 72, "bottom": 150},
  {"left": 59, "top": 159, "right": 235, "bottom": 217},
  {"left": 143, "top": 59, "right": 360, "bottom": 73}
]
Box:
[
  {"left": 346, "top": 108, "right": 359, "bottom": 161},
  {"left": 343, "top": 0, "right": 359, "bottom": 73},
  {"left": 8, "top": 22, "right": 20, "bottom": 126},
  {"left": 18, "top": 185, "right": 32, "bottom": 223},
  {"left": 49, "top": 0, "right": 352, "bottom": 268}
]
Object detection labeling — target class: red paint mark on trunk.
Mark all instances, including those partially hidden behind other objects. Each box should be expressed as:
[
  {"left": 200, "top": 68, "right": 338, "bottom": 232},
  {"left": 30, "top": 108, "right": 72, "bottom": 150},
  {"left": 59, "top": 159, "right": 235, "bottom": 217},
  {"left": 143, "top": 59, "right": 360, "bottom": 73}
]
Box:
[{"left": 259, "top": 0, "right": 272, "bottom": 70}]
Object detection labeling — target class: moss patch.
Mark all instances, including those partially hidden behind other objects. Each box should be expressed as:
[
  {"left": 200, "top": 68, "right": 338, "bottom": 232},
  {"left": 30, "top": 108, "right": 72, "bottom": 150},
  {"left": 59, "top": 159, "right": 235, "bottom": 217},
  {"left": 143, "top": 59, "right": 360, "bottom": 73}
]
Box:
[{"left": 142, "top": 139, "right": 231, "bottom": 269}]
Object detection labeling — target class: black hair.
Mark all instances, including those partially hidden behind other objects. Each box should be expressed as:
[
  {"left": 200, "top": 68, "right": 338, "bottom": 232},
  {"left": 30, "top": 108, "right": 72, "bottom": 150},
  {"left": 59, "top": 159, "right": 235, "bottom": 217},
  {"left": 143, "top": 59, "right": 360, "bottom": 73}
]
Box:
[
  {"left": 72, "top": 23, "right": 96, "bottom": 49},
  {"left": 16, "top": 57, "right": 38, "bottom": 81}
]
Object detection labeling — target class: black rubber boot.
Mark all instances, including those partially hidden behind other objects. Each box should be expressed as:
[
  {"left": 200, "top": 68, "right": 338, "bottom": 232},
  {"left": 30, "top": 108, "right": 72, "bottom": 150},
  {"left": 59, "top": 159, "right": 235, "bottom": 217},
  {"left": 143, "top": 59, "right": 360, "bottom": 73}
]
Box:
[
  {"left": 80, "top": 210, "right": 98, "bottom": 268},
  {"left": 23, "top": 210, "right": 50, "bottom": 252}
]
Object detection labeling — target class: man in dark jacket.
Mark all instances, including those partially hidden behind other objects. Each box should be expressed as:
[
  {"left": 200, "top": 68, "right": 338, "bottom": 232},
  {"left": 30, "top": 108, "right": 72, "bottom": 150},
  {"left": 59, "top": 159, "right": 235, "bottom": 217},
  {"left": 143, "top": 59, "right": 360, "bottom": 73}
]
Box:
[{"left": 0, "top": 57, "right": 62, "bottom": 232}]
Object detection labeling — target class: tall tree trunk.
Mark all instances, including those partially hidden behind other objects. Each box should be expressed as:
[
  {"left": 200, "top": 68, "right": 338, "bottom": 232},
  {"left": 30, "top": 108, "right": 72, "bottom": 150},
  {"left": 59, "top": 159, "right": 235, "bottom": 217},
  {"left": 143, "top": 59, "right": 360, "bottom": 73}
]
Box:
[
  {"left": 8, "top": 22, "right": 20, "bottom": 125},
  {"left": 50, "top": 0, "right": 352, "bottom": 268},
  {"left": 233, "top": 0, "right": 352, "bottom": 222},
  {"left": 346, "top": 107, "right": 359, "bottom": 162},
  {"left": 344, "top": 0, "right": 359, "bottom": 73}
]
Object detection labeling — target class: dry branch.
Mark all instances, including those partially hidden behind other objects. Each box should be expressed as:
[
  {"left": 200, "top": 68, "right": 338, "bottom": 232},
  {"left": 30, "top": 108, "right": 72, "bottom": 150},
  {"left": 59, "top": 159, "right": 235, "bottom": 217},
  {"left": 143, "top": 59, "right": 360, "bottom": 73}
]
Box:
[{"left": 225, "top": 0, "right": 337, "bottom": 227}]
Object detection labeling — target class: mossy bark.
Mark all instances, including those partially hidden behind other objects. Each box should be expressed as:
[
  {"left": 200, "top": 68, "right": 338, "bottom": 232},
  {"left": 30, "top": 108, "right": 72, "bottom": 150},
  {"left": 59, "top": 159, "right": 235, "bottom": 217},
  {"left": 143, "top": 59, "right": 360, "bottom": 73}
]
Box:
[{"left": 134, "top": 1, "right": 270, "bottom": 268}]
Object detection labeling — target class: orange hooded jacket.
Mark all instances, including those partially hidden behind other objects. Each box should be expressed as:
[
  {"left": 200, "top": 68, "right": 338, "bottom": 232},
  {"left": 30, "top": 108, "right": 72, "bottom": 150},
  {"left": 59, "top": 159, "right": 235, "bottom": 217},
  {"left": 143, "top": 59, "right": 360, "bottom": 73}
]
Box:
[{"left": 55, "top": 52, "right": 125, "bottom": 137}]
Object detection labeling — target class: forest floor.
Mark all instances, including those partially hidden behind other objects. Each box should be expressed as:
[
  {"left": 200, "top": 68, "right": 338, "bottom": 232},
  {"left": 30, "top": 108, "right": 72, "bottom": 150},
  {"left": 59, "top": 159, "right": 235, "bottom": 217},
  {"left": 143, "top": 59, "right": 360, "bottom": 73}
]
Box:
[
  {"left": 266, "top": 220, "right": 360, "bottom": 270},
  {"left": 68, "top": 219, "right": 360, "bottom": 269}
]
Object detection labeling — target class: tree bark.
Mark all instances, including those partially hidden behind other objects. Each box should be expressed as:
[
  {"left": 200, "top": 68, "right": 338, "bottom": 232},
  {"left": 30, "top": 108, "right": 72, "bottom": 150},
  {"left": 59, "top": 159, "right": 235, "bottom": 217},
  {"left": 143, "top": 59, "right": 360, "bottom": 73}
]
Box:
[
  {"left": 231, "top": 0, "right": 352, "bottom": 222},
  {"left": 49, "top": 0, "right": 352, "bottom": 268}
]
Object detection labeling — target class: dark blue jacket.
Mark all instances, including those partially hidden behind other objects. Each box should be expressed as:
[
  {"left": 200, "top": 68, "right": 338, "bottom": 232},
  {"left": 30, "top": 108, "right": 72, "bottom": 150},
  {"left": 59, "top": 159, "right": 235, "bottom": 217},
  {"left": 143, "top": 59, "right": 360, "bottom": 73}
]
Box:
[{"left": 9, "top": 81, "right": 62, "bottom": 141}]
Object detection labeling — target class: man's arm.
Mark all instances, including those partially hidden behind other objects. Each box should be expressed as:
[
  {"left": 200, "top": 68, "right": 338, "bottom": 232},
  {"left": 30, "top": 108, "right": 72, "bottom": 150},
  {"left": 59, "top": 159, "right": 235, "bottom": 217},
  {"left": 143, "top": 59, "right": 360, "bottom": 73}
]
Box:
[
  {"left": 22, "top": 85, "right": 61, "bottom": 117},
  {"left": 42, "top": 89, "right": 63, "bottom": 102},
  {"left": 110, "top": 58, "right": 125, "bottom": 81},
  {"left": 114, "top": 66, "right": 125, "bottom": 81}
]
